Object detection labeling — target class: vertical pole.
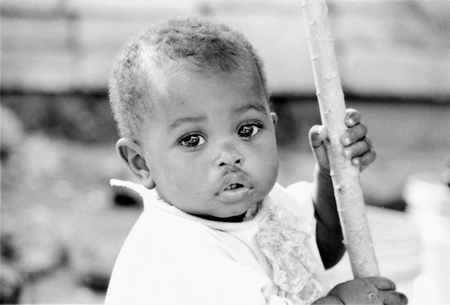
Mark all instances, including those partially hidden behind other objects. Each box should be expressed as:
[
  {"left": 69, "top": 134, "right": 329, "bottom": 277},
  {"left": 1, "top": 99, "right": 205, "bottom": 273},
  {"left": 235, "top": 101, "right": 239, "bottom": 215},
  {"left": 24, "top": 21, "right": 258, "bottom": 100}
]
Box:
[{"left": 301, "top": 0, "right": 379, "bottom": 278}]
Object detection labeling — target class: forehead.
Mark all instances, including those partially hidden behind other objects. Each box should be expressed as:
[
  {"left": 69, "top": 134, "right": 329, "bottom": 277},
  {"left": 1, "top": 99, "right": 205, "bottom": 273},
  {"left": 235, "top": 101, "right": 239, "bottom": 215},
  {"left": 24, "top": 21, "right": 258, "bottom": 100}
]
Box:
[{"left": 151, "top": 59, "right": 267, "bottom": 109}]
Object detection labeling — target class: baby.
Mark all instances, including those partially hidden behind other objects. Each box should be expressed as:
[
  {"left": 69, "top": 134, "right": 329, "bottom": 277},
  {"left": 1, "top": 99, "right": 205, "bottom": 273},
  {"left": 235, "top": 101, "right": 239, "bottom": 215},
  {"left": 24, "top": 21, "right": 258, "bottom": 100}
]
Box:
[{"left": 105, "top": 17, "right": 407, "bottom": 305}]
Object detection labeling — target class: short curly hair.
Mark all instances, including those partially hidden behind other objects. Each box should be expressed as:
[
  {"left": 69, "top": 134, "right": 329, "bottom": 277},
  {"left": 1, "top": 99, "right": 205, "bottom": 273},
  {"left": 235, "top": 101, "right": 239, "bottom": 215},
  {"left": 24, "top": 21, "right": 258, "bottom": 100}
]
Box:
[{"left": 109, "top": 17, "right": 269, "bottom": 141}]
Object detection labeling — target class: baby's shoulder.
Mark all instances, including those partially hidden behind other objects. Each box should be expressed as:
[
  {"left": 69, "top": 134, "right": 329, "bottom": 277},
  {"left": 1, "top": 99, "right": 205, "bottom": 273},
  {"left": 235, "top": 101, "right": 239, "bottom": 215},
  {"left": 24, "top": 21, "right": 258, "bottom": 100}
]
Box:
[
  {"left": 265, "top": 181, "right": 314, "bottom": 220},
  {"left": 268, "top": 182, "right": 312, "bottom": 206}
]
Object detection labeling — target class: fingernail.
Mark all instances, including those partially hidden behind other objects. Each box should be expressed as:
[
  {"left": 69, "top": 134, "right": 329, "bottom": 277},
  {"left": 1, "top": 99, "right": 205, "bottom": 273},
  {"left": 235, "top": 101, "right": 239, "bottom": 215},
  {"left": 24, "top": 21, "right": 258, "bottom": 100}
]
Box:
[
  {"left": 344, "top": 138, "right": 351, "bottom": 146},
  {"left": 318, "top": 126, "right": 325, "bottom": 135},
  {"left": 343, "top": 149, "right": 351, "bottom": 158}
]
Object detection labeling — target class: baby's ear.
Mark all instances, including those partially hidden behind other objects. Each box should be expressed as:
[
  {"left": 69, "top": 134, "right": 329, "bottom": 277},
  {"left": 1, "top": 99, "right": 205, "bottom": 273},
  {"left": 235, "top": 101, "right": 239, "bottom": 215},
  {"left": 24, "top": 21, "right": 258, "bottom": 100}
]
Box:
[
  {"left": 270, "top": 112, "right": 278, "bottom": 127},
  {"left": 116, "top": 138, "right": 155, "bottom": 189}
]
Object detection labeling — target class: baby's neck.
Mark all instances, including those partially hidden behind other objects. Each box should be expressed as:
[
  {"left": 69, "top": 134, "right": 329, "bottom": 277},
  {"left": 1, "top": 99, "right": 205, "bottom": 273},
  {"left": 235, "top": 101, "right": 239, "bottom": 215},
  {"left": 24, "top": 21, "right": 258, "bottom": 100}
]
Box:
[
  {"left": 192, "top": 201, "right": 262, "bottom": 223},
  {"left": 196, "top": 212, "right": 247, "bottom": 223}
]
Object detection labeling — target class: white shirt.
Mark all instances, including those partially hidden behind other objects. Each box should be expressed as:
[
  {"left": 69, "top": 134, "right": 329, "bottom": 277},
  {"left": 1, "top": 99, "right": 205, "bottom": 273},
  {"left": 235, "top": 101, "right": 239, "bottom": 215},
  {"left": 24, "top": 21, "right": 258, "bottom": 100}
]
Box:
[{"left": 105, "top": 181, "right": 329, "bottom": 305}]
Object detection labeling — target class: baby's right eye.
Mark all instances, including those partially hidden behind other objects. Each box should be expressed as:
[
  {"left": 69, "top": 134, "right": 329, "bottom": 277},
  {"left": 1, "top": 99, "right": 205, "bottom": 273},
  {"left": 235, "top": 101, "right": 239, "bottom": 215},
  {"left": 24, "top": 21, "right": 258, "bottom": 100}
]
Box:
[{"left": 179, "top": 134, "right": 206, "bottom": 148}]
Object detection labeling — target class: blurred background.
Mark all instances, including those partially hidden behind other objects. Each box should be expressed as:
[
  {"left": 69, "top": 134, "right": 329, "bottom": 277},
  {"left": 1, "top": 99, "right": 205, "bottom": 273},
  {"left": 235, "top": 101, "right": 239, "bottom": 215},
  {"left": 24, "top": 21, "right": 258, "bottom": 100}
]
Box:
[{"left": 1, "top": 0, "right": 449, "bottom": 304}]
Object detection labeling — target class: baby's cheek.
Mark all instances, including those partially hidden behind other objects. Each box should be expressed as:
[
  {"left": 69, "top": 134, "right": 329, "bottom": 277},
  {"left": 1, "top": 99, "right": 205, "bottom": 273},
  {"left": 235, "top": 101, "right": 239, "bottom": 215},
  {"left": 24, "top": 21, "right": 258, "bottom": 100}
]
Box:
[{"left": 258, "top": 155, "right": 279, "bottom": 191}]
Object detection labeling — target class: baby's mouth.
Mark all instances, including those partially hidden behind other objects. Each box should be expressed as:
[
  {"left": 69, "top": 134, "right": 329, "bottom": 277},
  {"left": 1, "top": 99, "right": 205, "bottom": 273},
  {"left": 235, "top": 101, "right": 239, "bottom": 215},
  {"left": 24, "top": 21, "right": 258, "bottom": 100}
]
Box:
[
  {"left": 224, "top": 183, "right": 244, "bottom": 191},
  {"left": 218, "top": 180, "right": 251, "bottom": 203}
]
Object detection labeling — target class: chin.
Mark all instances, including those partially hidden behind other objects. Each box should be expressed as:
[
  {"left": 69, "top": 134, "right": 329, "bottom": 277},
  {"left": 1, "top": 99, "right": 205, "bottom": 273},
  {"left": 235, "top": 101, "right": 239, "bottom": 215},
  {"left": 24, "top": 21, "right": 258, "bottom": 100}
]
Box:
[{"left": 228, "top": 201, "right": 260, "bottom": 217}]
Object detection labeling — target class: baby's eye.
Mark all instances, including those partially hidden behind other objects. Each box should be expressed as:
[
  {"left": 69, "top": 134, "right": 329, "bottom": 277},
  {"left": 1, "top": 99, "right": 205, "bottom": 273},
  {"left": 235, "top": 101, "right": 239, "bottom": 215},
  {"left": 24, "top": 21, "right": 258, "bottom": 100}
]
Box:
[
  {"left": 237, "top": 124, "right": 262, "bottom": 139},
  {"left": 179, "top": 134, "right": 206, "bottom": 148}
]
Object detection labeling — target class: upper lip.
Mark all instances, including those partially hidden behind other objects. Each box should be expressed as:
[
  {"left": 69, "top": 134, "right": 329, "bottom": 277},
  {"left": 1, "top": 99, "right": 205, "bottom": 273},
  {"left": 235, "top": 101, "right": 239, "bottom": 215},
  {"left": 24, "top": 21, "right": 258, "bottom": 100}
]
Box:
[{"left": 219, "top": 171, "right": 249, "bottom": 192}]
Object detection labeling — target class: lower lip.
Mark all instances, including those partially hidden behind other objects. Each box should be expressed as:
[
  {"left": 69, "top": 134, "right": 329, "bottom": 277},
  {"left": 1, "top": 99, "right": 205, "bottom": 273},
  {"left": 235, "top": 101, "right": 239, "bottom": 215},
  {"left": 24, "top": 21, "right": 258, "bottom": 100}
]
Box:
[{"left": 218, "top": 187, "right": 251, "bottom": 203}]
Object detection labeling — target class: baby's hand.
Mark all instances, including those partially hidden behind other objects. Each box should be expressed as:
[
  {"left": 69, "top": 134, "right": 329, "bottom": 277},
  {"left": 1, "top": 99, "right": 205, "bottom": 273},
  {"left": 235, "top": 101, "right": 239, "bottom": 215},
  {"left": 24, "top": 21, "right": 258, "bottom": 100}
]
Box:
[
  {"left": 309, "top": 109, "right": 376, "bottom": 173},
  {"left": 313, "top": 277, "right": 408, "bottom": 305}
]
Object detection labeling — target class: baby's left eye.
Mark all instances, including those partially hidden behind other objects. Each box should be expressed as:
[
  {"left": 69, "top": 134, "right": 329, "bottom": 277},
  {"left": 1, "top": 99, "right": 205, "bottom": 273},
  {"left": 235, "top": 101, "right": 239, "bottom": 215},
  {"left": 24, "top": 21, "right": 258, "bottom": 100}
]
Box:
[{"left": 237, "top": 124, "right": 262, "bottom": 138}]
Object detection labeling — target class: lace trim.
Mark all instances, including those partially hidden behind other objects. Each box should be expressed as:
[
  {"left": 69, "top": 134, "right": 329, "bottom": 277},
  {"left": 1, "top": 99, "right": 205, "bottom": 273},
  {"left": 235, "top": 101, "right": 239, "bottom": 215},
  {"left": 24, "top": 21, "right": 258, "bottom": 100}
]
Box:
[{"left": 256, "top": 205, "right": 324, "bottom": 305}]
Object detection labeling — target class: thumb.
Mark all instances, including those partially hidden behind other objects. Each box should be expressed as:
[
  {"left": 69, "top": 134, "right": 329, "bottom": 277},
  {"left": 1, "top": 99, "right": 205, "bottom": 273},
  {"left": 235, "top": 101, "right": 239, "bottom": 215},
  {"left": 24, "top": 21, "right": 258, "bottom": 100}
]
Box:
[{"left": 309, "top": 125, "right": 329, "bottom": 170}]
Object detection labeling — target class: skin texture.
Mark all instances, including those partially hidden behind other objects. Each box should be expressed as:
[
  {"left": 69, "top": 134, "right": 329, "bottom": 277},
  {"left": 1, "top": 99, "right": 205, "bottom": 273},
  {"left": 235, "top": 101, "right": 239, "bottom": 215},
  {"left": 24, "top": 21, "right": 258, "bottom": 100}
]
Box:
[{"left": 118, "top": 62, "right": 279, "bottom": 219}]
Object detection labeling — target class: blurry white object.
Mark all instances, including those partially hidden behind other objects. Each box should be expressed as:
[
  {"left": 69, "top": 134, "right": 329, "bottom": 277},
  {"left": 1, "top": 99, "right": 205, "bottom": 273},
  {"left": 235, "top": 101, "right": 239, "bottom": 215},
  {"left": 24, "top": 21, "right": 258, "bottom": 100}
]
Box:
[{"left": 404, "top": 172, "right": 450, "bottom": 305}]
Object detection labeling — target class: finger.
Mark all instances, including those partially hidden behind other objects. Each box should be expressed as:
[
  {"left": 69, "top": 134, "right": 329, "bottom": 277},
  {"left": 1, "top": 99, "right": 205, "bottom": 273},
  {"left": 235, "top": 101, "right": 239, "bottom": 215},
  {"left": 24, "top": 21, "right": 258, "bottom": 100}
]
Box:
[
  {"left": 353, "top": 149, "right": 376, "bottom": 171},
  {"left": 309, "top": 125, "right": 330, "bottom": 171},
  {"left": 309, "top": 125, "right": 328, "bottom": 149},
  {"left": 365, "top": 137, "right": 373, "bottom": 150},
  {"left": 366, "top": 277, "right": 396, "bottom": 291},
  {"left": 342, "top": 138, "right": 371, "bottom": 159},
  {"left": 345, "top": 108, "right": 362, "bottom": 127},
  {"left": 379, "top": 291, "right": 408, "bottom": 305},
  {"left": 341, "top": 123, "right": 368, "bottom": 146}
]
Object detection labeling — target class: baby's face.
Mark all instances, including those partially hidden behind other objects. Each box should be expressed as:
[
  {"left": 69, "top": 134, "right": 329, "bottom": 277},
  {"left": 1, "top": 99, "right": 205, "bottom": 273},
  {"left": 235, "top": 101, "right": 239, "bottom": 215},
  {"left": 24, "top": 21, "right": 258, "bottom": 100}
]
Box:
[{"left": 140, "top": 63, "right": 278, "bottom": 219}]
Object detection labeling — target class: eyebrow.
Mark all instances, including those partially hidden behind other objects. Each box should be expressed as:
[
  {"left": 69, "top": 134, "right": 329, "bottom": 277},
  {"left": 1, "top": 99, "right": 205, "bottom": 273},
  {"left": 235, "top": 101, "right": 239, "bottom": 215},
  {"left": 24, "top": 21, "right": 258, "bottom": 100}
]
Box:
[
  {"left": 168, "top": 116, "right": 207, "bottom": 131},
  {"left": 232, "top": 103, "right": 267, "bottom": 116}
]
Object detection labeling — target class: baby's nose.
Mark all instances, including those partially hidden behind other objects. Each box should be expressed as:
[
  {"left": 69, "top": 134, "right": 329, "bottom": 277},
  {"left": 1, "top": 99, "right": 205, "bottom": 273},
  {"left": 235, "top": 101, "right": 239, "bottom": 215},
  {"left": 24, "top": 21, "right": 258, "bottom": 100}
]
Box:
[{"left": 215, "top": 146, "right": 244, "bottom": 169}]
